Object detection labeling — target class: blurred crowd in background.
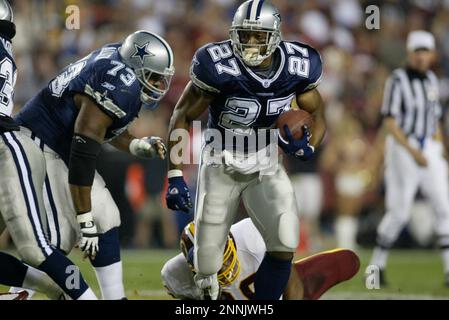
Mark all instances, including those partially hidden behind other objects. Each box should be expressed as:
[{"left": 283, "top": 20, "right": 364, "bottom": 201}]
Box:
[{"left": 2, "top": 0, "right": 449, "bottom": 254}]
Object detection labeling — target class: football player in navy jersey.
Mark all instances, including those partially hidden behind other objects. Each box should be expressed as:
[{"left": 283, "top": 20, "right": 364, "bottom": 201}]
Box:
[
  {"left": 166, "top": 0, "right": 326, "bottom": 300},
  {"left": 14, "top": 30, "right": 174, "bottom": 299},
  {"left": 0, "top": 0, "right": 98, "bottom": 299}
]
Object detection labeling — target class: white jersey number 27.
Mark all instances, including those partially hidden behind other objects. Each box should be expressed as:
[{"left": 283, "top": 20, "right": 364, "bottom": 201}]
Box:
[{"left": 219, "top": 93, "right": 295, "bottom": 129}]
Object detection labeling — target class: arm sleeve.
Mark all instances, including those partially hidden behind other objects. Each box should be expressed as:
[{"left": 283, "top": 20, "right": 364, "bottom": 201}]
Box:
[{"left": 189, "top": 46, "right": 221, "bottom": 94}]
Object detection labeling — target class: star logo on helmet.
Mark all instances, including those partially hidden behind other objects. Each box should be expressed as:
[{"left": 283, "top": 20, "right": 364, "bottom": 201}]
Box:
[{"left": 132, "top": 43, "right": 155, "bottom": 64}]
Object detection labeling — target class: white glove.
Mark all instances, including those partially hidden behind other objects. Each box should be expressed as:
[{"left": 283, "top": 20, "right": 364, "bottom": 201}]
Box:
[
  {"left": 194, "top": 273, "right": 221, "bottom": 300},
  {"left": 77, "top": 212, "right": 99, "bottom": 259},
  {"left": 129, "top": 136, "right": 167, "bottom": 159}
]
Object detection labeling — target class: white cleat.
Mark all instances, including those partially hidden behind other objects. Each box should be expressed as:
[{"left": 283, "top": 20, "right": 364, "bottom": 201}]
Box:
[{"left": 194, "top": 273, "right": 221, "bottom": 300}]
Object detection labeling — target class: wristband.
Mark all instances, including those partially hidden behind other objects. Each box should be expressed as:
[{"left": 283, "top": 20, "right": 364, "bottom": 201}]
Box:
[{"left": 168, "top": 169, "right": 183, "bottom": 179}]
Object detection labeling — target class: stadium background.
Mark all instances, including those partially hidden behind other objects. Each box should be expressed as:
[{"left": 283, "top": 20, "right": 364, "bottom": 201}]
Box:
[{"left": 2, "top": 0, "right": 449, "bottom": 299}]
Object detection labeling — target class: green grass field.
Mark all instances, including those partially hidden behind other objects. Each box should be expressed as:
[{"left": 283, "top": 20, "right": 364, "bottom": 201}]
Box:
[{"left": 1, "top": 249, "right": 449, "bottom": 300}]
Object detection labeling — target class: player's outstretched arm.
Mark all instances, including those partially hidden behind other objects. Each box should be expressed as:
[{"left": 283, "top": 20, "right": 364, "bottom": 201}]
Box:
[
  {"left": 296, "top": 88, "right": 326, "bottom": 149},
  {"left": 69, "top": 93, "right": 113, "bottom": 259},
  {"left": 109, "top": 129, "right": 166, "bottom": 159},
  {"left": 165, "top": 81, "right": 214, "bottom": 213}
]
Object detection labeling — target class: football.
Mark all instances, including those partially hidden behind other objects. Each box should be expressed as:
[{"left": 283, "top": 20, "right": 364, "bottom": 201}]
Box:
[{"left": 276, "top": 108, "right": 314, "bottom": 140}]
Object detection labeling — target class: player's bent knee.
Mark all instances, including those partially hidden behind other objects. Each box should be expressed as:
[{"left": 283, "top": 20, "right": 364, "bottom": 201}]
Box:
[
  {"left": 269, "top": 212, "right": 299, "bottom": 252},
  {"left": 160, "top": 263, "right": 171, "bottom": 288},
  {"left": 17, "top": 245, "right": 47, "bottom": 267},
  {"left": 91, "top": 180, "right": 121, "bottom": 234}
]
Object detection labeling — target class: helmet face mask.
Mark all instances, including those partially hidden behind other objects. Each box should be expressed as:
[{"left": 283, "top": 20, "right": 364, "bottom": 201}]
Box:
[
  {"left": 230, "top": 27, "right": 281, "bottom": 66},
  {"left": 217, "top": 233, "right": 240, "bottom": 287},
  {"left": 230, "top": 0, "right": 282, "bottom": 67},
  {"left": 136, "top": 67, "right": 174, "bottom": 105}
]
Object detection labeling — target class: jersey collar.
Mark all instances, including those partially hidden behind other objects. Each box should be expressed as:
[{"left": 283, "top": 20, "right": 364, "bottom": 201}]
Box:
[{"left": 237, "top": 46, "right": 285, "bottom": 89}]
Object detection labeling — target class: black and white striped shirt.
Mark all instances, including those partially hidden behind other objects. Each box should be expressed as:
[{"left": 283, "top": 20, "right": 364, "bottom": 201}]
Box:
[{"left": 381, "top": 67, "right": 442, "bottom": 140}]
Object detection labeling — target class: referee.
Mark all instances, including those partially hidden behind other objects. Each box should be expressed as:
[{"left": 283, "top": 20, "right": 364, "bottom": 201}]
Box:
[{"left": 369, "top": 30, "right": 449, "bottom": 287}]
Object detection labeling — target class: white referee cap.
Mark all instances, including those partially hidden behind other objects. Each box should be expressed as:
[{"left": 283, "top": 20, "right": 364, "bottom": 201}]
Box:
[{"left": 406, "top": 30, "right": 435, "bottom": 51}]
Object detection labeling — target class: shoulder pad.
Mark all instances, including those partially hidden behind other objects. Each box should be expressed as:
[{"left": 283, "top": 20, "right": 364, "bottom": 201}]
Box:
[
  {"left": 190, "top": 41, "right": 237, "bottom": 94},
  {"left": 71, "top": 56, "right": 140, "bottom": 120},
  {"left": 282, "top": 41, "right": 323, "bottom": 92}
]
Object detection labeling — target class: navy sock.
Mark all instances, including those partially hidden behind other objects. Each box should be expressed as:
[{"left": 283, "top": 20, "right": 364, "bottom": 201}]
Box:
[
  {"left": 38, "top": 250, "right": 89, "bottom": 300},
  {"left": 253, "top": 253, "right": 292, "bottom": 300},
  {"left": 89, "top": 227, "right": 121, "bottom": 267},
  {"left": 0, "top": 252, "right": 28, "bottom": 287}
]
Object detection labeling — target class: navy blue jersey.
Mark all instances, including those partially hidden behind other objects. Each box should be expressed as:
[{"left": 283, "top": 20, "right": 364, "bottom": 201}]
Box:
[
  {"left": 190, "top": 39, "right": 322, "bottom": 142},
  {"left": 15, "top": 43, "right": 142, "bottom": 163},
  {"left": 0, "top": 36, "right": 17, "bottom": 117}
]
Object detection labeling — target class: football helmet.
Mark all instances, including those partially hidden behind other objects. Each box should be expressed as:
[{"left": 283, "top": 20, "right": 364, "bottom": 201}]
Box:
[
  {"left": 229, "top": 0, "right": 282, "bottom": 66},
  {"left": 180, "top": 222, "right": 241, "bottom": 287},
  {"left": 0, "top": 0, "right": 13, "bottom": 22},
  {"left": 119, "top": 30, "right": 175, "bottom": 108}
]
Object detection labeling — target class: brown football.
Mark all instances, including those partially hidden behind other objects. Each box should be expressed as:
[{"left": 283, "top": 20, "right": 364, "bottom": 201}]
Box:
[{"left": 277, "top": 109, "right": 314, "bottom": 140}]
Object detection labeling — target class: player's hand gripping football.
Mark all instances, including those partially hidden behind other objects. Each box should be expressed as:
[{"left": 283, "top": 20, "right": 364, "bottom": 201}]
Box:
[
  {"left": 278, "top": 124, "right": 315, "bottom": 161},
  {"left": 166, "top": 171, "right": 193, "bottom": 213},
  {"left": 77, "top": 212, "right": 99, "bottom": 259}
]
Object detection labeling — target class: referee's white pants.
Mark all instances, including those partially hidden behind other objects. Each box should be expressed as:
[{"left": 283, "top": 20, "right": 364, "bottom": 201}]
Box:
[{"left": 377, "top": 135, "right": 449, "bottom": 247}]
